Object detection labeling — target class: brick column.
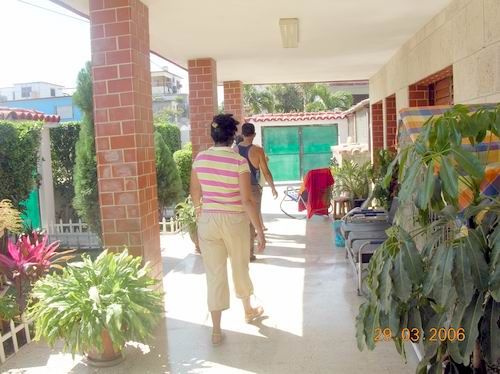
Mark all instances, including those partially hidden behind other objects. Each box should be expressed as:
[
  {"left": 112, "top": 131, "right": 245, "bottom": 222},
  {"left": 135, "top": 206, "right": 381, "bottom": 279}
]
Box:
[
  {"left": 90, "top": 0, "right": 162, "bottom": 279},
  {"left": 385, "top": 95, "right": 397, "bottom": 151},
  {"left": 223, "top": 81, "right": 245, "bottom": 127},
  {"left": 188, "top": 58, "right": 218, "bottom": 157},
  {"left": 371, "top": 101, "right": 383, "bottom": 161}
]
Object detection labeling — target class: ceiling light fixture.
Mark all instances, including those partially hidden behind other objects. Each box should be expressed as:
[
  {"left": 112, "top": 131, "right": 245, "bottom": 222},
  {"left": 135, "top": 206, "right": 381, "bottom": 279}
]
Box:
[{"left": 279, "top": 18, "right": 299, "bottom": 48}]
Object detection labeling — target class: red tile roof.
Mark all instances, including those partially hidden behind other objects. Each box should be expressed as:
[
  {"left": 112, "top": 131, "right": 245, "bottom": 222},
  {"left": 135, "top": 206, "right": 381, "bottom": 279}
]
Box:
[
  {"left": 0, "top": 107, "right": 60, "bottom": 123},
  {"left": 246, "top": 111, "right": 346, "bottom": 123}
]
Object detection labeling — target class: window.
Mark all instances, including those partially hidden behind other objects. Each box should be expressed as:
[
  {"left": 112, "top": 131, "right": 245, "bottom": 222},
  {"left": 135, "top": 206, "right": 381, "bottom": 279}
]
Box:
[
  {"left": 56, "top": 105, "right": 73, "bottom": 119},
  {"left": 21, "top": 87, "right": 32, "bottom": 98},
  {"left": 50, "top": 88, "right": 56, "bottom": 97}
]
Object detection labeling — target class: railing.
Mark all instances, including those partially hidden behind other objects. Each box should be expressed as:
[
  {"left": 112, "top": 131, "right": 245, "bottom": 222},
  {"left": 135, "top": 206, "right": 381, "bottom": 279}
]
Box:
[
  {"left": 0, "top": 285, "right": 31, "bottom": 364},
  {"left": 159, "top": 216, "right": 182, "bottom": 234},
  {"left": 47, "top": 217, "right": 182, "bottom": 249},
  {"left": 47, "top": 219, "right": 100, "bottom": 250}
]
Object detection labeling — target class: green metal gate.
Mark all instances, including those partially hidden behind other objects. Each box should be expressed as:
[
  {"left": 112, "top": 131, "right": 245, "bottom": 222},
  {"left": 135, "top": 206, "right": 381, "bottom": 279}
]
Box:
[{"left": 263, "top": 125, "right": 338, "bottom": 181}]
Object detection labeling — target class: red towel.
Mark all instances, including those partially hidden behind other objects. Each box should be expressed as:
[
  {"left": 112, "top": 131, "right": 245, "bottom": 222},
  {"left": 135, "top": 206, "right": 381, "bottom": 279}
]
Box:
[{"left": 300, "top": 168, "right": 334, "bottom": 218}]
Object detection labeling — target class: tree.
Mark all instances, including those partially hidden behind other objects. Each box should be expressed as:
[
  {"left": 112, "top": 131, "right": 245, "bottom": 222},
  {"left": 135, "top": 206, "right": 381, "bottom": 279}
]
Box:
[
  {"left": 243, "top": 83, "right": 354, "bottom": 115},
  {"left": 243, "top": 85, "right": 275, "bottom": 115},
  {"left": 154, "top": 122, "right": 181, "bottom": 153},
  {"left": 50, "top": 122, "right": 80, "bottom": 220},
  {"left": 173, "top": 142, "right": 193, "bottom": 197},
  {"left": 73, "top": 62, "right": 101, "bottom": 236},
  {"left": 155, "top": 133, "right": 183, "bottom": 209},
  {"left": 269, "top": 84, "right": 303, "bottom": 112}
]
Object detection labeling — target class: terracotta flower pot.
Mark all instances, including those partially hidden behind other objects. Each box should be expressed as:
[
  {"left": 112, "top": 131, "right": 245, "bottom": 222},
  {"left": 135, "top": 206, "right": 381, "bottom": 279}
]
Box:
[{"left": 85, "top": 329, "right": 124, "bottom": 367}]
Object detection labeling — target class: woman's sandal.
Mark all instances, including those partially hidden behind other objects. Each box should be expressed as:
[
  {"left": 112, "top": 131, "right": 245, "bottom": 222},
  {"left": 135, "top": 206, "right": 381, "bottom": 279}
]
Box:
[
  {"left": 245, "top": 306, "right": 264, "bottom": 323},
  {"left": 211, "top": 332, "right": 225, "bottom": 346}
]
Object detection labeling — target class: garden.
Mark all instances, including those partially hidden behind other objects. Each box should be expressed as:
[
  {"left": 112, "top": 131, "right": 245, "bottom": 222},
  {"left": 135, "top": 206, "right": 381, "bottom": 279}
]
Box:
[{"left": 0, "top": 62, "right": 193, "bottom": 365}]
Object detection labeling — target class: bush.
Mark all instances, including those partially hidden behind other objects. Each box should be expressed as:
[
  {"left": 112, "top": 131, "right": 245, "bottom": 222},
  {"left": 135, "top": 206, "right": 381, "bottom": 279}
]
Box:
[
  {"left": 154, "top": 122, "right": 181, "bottom": 153},
  {"left": 173, "top": 142, "right": 193, "bottom": 196},
  {"left": 155, "top": 133, "right": 183, "bottom": 208},
  {"left": 29, "top": 250, "right": 163, "bottom": 356},
  {"left": 50, "top": 122, "right": 80, "bottom": 220},
  {"left": 0, "top": 121, "right": 42, "bottom": 208},
  {"left": 72, "top": 63, "right": 100, "bottom": 236}
]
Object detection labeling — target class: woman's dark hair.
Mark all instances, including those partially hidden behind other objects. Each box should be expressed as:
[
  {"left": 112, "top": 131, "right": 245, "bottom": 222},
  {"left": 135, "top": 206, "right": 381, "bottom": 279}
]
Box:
[{"left": 211, "top": 113, "right": 239, "bottom": 145}]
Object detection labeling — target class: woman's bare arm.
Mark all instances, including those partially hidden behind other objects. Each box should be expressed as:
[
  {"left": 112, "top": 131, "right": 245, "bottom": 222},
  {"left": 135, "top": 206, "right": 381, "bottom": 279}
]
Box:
[
  {"left": 190, "top": 168, "right": 202, "bottom": 216},
  {"left": 239, "top": 172, "right": 266, "bottom": 252}
]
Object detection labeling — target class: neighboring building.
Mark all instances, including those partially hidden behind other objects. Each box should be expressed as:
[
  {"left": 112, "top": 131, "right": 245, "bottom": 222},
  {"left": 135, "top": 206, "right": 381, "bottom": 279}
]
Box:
[
  {"left": 245, "top": 111, "right": 348, "bottom": 181},
  {"left": 151, "top": 67, "right": 190, "bottom": 145},
  {"left": 328, "top": 80, "right": 369, "bottom": 105},
  {"left": 151, "top": 68, "right": 183, "bottom": 96},
  {"left": 2, "top": 95, "right": 83, "bottom": 122},
  {"left": 0, "top": 82, "right": 64, "bottom": 101}
]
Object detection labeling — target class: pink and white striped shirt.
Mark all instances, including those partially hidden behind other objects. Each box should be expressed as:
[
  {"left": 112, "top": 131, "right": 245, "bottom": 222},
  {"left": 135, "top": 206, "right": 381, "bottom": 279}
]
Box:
[{"left": 193, "top": 147, "right": 250, "bottom": 213}]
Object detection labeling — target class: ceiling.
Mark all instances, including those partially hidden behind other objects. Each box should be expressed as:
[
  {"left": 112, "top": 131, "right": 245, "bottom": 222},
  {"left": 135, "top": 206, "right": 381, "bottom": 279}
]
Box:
[{"left": 55, "top": 0, "right": 452, "bottom": 84}]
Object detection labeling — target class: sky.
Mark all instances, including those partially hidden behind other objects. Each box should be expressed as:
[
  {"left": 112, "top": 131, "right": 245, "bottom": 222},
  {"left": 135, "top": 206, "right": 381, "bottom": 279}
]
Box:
[{"left": 0, "top": 0, "right": 189, "bottom": 92}]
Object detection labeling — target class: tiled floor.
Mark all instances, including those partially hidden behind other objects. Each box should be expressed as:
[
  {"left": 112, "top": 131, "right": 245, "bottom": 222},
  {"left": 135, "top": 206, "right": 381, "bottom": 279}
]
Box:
[{"left": 1, "top": 186, "right": 418, "bottom": 373}]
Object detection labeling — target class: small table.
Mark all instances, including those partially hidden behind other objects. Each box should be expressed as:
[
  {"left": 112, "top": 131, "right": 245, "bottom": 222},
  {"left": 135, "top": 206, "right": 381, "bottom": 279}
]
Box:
[{"left": 332, "top": 197, "right": 351, "bottom": 219}]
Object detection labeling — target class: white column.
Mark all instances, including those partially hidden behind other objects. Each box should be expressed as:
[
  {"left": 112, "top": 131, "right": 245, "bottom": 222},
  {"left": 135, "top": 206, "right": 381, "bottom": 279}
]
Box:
[{"left": 38, "top": 124, "right": 56, "bottom": 229}]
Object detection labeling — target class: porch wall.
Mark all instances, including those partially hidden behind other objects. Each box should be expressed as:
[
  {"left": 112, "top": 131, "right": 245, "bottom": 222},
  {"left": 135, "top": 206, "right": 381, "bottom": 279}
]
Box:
[{"left": 369, "top": 0, "right": 500, "bottom": 113}]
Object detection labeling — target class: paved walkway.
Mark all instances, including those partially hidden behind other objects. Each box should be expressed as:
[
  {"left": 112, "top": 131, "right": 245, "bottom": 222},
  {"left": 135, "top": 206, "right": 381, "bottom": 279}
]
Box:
[{"left": 1, "top": 187, "right": 418, "bottom": 374}]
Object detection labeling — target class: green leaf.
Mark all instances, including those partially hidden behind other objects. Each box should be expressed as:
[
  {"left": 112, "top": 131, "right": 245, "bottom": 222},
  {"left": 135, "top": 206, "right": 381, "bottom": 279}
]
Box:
[
  {"left": 453, "top": 242, "right": 475, "bottom": 306},
  {"left": 400, "top": 233, "right": 424, "bottom": 284},
  {"left": 448, "top": 301, "right": 468, "bottom": 364},
  {"left": 449, "top": 119, "right": 462, "bottom": 146},
  {"left": 356, "top": 303, "right": 368, "bottom": 351},
  {"left": 491, "top": 235, "right": 500, "bottom": 301},
  {"left": 417, "top": 160, "right": 435, "bottom": 209},
  {"left": 439, "top": 156, "right": 458, "bottom": 200},
  {"left": 479, "top": 298, "right": 500, "bottom": 367},
  {"left": 452, "top": 147, "right": 484, "bottom": 180},
  {"left": 390, "top": 250, "right": 412, "bottom": 302},
  {"left": 399, "top": 156, "right": 421, "bottom": 202},
  {"left": 364, "top": 304, "right": 380, "bottom": 350},
  {"left": 417, "top": 312, "right": 447, "bottom": 372},
  {"left": 432, "top": 245, "right": 456, "bottom": 308},
  {"left": 464, "top": 230, "right": 489, "bottom": 290},
  {"left": 378, "top": 259, "right": 393, "bottom": 312},
  {"left": 457, "top": 292, "right": 484, "bottom": 366},
  {"left": 382, "top": 156, "right": 398, "bottom": 188}
]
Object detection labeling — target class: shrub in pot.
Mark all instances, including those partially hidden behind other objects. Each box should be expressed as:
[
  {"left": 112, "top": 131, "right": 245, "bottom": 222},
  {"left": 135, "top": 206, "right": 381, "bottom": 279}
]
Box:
[
  {"left": 176, "top": 197, "right": 200, "bottom": 253},
  {"left": 356, "top": 105, "right": 500, "bottom": 373},
  {"left": 28, "top": 250, "right": 164, "bottom": 366},
  {"left": 331, "top": 160, "right": 371, "bottom": 207}
]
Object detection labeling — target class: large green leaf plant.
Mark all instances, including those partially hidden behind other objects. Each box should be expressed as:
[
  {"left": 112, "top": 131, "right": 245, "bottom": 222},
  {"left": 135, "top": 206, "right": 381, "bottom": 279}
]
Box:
[
  {"left": 28, "top": 250, "right": 164, "bottom": 356},
  {"left": 356, "top": 105, "right": 500, "bottom": 373}
]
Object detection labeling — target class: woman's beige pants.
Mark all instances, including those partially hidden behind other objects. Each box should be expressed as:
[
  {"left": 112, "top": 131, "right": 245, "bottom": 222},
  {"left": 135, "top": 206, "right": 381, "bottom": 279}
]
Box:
[{"left": 198, "top": 212, "right": 254, "bottom": 312}]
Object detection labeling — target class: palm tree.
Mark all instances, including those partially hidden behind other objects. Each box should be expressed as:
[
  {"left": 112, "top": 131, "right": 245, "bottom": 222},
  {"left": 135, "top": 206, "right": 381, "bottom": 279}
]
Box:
[
  {"left": 304, "top": 84, "right": 353, "bottom": 112},
  {"left": 243, "top": 85, "right": 275, "bottom": 115}
]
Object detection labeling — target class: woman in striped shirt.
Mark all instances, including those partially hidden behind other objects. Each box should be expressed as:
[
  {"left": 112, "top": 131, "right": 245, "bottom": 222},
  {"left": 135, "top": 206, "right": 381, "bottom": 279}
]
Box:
[{"left": 190, "top": 114, "right": 266, "bottom": 346}]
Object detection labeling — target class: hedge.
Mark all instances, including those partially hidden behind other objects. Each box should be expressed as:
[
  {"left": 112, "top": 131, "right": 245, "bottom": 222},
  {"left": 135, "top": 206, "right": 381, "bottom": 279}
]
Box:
[
  {"left": 173, "top": 142, "right": 193, "bottom": 196},
  {"left": 50, "top": 122, "right": 80, "bottom": 219},
  {"left": 155, "top": 133, "right": 183, "bottom": 208},
  {"left": 154, "top": 122, "right": 181, "bottom": 153},
  {"left": 0, "top": 121, "right": 42, "bottom": 209}
]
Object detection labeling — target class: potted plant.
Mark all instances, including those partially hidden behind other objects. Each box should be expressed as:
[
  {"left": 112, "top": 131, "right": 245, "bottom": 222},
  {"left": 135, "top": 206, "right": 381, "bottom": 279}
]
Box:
[
  {"left": 368, "top": 149, "right": 397, "bottom": 209},
  {"left": 331, "top": 160, "right": 371, "bottom": 207},
  {"left": 28, "top": 250, "right": 164, "bottom": 367},
  {"left": 356, "top": 104, "right": 500, "bottom": 373},
  {"left": 176, "top": 197, "right": 200, "bottom": 253}
]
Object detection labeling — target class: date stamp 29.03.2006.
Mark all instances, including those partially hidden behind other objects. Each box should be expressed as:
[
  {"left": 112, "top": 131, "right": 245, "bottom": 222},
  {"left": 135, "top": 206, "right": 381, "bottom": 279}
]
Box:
[{"left": 374, "top": 328, "right": 465, "bottom": 343}]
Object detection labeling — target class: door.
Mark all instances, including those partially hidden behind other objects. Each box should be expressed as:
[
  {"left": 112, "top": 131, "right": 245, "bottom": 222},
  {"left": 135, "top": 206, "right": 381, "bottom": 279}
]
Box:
[
  {"left": 262, "top": 127, "right": 300, "bottom": 181},
  {"left": 263, "top": 125, "right": 338, "bottom": 182},
  {"left": 302, "top": 125, "right": 338, "bottom": 176}
]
